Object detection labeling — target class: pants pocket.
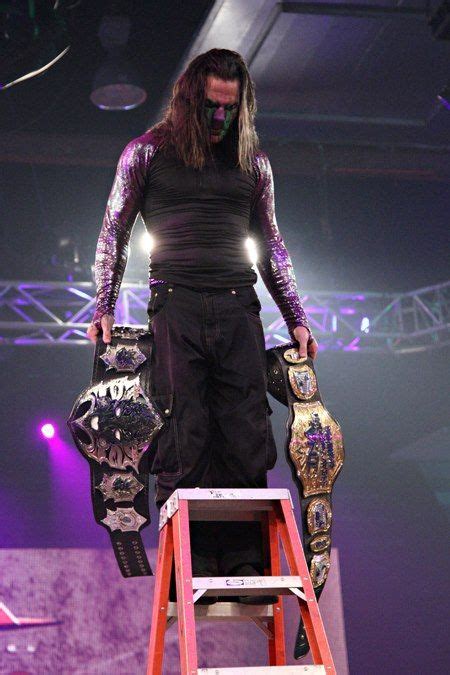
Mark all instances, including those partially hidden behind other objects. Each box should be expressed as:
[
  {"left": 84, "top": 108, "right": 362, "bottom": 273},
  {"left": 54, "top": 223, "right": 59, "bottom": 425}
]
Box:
[
  {"left": 149, "top": 392, "right": 182, "bottom": 476},
  {"left": 231, "top": 286, "right": 262, "bottom": 318},
  {"left": 147, "top": 284, "right": 172, "bottom": 322}
]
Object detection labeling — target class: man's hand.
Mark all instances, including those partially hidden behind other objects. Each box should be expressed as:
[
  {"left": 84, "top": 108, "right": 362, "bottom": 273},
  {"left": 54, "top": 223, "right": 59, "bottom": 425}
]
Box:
[
  {"left": 86, "top": 314, "right": 115, "bottom": 344},
  {"left": 293, "top": 325, "right": 318, "bottom": 360}
]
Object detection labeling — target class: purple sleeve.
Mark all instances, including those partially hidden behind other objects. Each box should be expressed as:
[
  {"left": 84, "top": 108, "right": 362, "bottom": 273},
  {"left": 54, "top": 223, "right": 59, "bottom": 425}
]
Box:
[
  {"left": 92, "top": 138, "right": 148, "bottom": 328},
  {"left": 250, "top": 151, "right": 312, "bottom": 341}
]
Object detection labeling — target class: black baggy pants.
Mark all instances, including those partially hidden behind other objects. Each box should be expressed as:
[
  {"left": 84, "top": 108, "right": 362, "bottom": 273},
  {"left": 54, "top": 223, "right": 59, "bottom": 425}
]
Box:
[{"left": 147, "top": 282, "right": 277, "bottom": 573}]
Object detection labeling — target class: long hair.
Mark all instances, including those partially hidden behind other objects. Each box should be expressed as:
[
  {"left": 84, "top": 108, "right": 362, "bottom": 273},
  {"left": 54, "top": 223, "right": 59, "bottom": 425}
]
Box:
[{"left": 149, "top": 49, "right": 259, "bottom": 173}]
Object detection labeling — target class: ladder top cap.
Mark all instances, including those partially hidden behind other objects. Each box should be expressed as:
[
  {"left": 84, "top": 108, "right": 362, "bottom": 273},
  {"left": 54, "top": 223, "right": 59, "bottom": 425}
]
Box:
[
  {"left": 158, "top": 488, "right": 295, "bottom": 528},
  {"left": 169, "top": 488, "right": 292, "bottom": 501}
]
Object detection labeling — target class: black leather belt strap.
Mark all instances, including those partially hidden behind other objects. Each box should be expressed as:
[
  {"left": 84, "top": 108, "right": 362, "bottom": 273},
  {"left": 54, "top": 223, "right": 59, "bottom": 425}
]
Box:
[{"left": 68, "top": 327, "right": 165, "bottom": 577}]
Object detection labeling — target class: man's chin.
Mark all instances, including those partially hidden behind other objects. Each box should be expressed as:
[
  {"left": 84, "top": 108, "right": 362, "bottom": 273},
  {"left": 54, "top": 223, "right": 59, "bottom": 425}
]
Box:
[{"left": 210, "top": 132, "right": 223, "bottom": 143}]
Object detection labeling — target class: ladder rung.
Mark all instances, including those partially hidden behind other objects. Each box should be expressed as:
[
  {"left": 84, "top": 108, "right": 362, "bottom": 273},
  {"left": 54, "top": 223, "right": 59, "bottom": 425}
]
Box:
[
  {"left": 192, "top": 575, "right": 304, "bottom": 596},
  {"left": 198, "top": 666, "right": 327, "bottom": 673},
  {"left": 167, "top": 601, "right": 274, "bottom": 619}
]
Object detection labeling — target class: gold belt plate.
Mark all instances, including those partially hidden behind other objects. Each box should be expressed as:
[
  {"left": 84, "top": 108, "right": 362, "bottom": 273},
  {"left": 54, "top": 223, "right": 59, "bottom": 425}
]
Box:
[{"left": 289, "top": 401, "right": 344, "bottom": 497}]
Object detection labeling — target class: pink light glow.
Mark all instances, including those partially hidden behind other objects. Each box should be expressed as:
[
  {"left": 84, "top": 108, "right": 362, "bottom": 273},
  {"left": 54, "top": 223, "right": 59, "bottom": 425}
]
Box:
[{"left": 41, "top": 423, "right": 56, "bottom": 439}]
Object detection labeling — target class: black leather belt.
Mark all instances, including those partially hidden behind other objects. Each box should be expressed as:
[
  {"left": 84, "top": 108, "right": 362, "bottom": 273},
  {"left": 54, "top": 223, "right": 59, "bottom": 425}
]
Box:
[{"left": 67, "top": 327, "right": 166, "bottom": 577}]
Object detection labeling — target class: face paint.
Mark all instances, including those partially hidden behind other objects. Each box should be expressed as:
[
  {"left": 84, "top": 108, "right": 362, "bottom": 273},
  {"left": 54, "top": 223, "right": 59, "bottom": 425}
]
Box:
[{"left": 204, "top": 98, "right": 238, "bottom": 141}]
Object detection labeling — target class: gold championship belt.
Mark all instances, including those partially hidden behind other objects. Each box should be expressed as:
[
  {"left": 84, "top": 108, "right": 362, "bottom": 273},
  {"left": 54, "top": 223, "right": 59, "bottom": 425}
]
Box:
[{"left": 266, "top": 343, "right": 344, "bottom": 657}]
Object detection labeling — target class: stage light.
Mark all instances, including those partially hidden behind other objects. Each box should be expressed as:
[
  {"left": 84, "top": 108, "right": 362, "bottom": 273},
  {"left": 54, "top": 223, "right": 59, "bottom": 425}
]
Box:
[
  {"left": 360, "top": 317, "right": 370, "bottom": 333},
  {"left": 90, "top": 55, "right": 147, "bottom": 110},
  {"left": 90, "top": 15, "right": 147, "bottom": 111},
  {"left": 140, "top": 231, "right": 153, "bottom": 253},
  {"left": 41, "top": 423, "right": 56, "bottom": 439},
  {"left": 50, "top": 236, "right": 86, "bottom": 280},
  {"left": 245, "top": 237, "right": 258, "bottom": 265},
  {"left": 437, "top": 84, "right": 450, "bottom": 111}
]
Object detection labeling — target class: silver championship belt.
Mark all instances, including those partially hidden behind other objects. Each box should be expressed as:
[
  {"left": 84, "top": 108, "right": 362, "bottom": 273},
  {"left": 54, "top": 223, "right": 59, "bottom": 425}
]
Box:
[
  {"left": 67, "top": 327, "right": 165, "bottom": 577},
  {"left": 266, "top": 342, "right": 344, "bottom": 657}
]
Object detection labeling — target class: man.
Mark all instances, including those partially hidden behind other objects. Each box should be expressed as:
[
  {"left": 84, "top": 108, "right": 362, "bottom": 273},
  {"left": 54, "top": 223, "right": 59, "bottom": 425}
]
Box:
[{"left": 87, "top": 49, "right": 317, "bottom": 602}]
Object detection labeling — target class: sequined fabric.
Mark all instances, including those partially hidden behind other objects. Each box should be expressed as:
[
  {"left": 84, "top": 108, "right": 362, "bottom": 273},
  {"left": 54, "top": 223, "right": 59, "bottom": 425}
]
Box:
[
  {"left": 92, "top": 132, "right": 162, "bottom": 328},
  {"left": 93, "top": 130, "right": 311, "bottom": 340},
  {"left": 250, "top": 151, "right": 311, "bottom": 339}
]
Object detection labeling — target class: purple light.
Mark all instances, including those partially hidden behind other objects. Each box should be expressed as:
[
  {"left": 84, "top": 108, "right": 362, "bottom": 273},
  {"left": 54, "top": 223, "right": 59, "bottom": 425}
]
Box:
[
  {"left": 41, "top": 423, "right": 56, "bottom": 439},
  {"left": 343, "top": 338, "right": 361, "bottom": 352},
  {"left": 304, "top": 306, "right": 327, "bottom": 314}
]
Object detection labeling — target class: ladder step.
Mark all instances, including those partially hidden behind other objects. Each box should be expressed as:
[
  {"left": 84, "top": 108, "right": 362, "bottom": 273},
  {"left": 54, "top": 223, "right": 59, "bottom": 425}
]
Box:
[
  {"left": 193, "top": 575, "right": 304, "bottom": 596},
  {"left": 198, "top": 666, "right": 327, "bottom": 673},
  {"left": 167, "top": 601, "right": 274, "bottom": 619}
]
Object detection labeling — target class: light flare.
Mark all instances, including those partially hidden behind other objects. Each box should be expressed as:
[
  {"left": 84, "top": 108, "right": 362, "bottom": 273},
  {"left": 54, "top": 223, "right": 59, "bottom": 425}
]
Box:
[
  {"left": 245, "top": 237, "right": 258, "bottom": 265},
  {"left": 41, "top": 423, "right": 56, "bottom": 439},
  {"left": 140, "top": 231, "right": 154, "bottom": 253}
]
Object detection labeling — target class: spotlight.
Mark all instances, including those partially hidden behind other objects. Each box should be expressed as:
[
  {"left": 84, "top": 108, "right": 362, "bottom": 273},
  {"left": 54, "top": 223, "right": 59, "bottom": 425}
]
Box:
[
  {"left": 41, "top": 423, "right": 56, "bottom": 439},
  {"left": 50, "top": 235, "right": 86, "bottom": 280},
  {"left": 245, "top": 237, "right": 258, "bottom": 265},
  {"left": 360, "top": 317, "right": 370, "bottom": 333},
  {"left": 437, "top": 84, "right": 450, "bottom": 111},
  {"left": 90, "top": 15, "right": 146, "bottom": 111},
  {"left": 140, "top": 231, "right": 153, "bottom": 253},
  {"left": 90, "top": 54, "right": 147, "bottom": 110}
]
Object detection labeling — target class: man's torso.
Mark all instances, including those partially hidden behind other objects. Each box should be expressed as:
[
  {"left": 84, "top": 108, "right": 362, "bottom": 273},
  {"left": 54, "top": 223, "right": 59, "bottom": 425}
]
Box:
[{"left": 141, "top": 142, "right": 257, "bottom": 289}]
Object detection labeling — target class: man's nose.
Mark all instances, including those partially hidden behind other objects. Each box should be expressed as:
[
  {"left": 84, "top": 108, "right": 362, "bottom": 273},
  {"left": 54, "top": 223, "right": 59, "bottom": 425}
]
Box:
[{"left": 213, "top": 105, "right": 226, "bottom": 122}]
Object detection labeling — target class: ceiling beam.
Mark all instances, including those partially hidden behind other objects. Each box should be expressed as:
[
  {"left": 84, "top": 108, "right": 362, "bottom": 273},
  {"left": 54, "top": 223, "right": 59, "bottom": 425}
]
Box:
[{"left": 0, "top": 131, "right": 449, "bottom": 181}]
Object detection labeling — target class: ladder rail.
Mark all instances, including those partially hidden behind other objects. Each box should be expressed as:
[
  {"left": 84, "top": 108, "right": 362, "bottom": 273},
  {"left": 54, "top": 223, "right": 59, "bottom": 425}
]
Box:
[
  {"left": 278, "top": 499, "right": 335, "bottom": 672},
  {"left": 147, "top": 489, "right": 337, "bottom": 675},
  {"left": 146, "top": 521, "right": 173, "bottom": 675},
  {"left": 172, "top": 500, "right": 198, "bottom": 674},
  {"left": 267, "top": 510, "right": 286, "bottom": 666}
]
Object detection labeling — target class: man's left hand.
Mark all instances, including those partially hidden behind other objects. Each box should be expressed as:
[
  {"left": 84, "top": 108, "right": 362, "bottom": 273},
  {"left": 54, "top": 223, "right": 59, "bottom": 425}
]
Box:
[{"left": 293, "top": 326, "right": 318, "bottom": 360}]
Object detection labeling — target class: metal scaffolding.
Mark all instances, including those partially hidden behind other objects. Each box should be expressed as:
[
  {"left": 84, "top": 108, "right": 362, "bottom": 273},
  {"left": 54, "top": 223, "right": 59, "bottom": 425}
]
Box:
[{"left": 0, "top": 279, "right": 449, "bottom": 352}]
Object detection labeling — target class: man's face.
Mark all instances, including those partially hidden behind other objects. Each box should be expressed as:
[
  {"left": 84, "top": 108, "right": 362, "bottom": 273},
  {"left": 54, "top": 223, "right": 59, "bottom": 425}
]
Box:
[{"left": 204, "top": 75, "right": 240, "bottom": 143}]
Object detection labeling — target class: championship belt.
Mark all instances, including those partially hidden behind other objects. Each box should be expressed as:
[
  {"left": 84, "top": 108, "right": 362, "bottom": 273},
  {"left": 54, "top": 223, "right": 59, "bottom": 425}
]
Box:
[
  {"left": 67, "top": 327, "right": 165, "bottom": 577},
  {"left": 266, "top": 342, "right": 344, "bottom": 657}
]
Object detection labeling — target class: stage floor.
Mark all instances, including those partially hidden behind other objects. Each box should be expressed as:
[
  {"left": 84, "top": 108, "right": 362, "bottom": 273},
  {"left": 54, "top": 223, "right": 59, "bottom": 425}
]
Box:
[{"left": 0, "top": 547, "right": 348, "bottom": 674}]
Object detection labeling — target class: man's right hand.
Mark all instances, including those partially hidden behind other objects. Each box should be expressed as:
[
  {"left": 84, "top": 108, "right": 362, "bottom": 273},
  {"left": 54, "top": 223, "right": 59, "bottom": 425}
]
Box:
[{"left": 86, "top": 314, "right": 115, "bottom": 344}]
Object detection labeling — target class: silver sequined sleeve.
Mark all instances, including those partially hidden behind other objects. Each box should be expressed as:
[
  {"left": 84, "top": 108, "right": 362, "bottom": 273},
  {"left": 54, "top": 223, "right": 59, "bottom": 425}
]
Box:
[
  {"left": 250, "top": 151, "right": 311, "bottom": 340},
  {"left": 92, "top": 137, "right": 148, "bottom": 328}
]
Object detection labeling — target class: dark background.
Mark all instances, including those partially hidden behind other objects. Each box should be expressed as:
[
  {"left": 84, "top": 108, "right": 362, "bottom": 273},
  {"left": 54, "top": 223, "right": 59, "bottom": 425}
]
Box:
[{"left": 1, "top": 2, "right": 449, "bottom": 674}]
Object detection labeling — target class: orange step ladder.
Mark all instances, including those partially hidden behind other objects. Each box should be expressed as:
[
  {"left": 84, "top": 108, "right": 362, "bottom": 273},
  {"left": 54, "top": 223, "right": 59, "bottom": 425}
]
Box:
[{"left": 146, "top": 488, "right": 336, "bottom": 675}]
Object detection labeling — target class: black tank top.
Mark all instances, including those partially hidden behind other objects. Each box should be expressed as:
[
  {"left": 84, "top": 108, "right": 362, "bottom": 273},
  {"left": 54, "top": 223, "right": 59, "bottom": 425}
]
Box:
[{"left": 142, "top": 143, "right": 258, "bottom": 289}]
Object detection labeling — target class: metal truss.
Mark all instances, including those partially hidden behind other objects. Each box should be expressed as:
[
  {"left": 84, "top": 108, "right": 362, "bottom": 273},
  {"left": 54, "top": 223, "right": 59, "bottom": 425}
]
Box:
[{"left": 0, "top": 279, "right": 449, "bottom": 353}]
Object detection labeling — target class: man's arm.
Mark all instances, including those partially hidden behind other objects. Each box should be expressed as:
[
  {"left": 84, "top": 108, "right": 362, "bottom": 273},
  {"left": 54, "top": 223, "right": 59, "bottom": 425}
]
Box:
[
  {"left": 250, "top": 151, "right": 315, "bottom": 352},
  {"left": 91, "top": 137, "right": 148, "bottom": 330}
]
